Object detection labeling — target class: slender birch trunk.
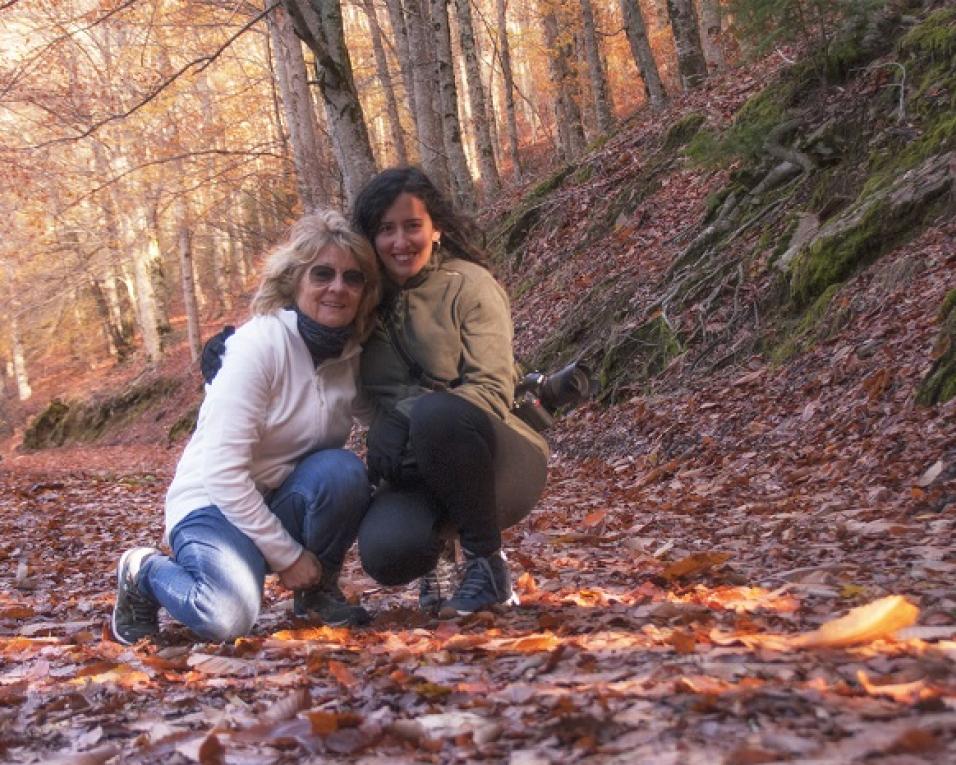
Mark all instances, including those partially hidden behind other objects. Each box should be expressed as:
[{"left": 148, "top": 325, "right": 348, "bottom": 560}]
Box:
[
  {"left": 579, "top": 0, "right": 615, "bottom": 134},
  {"left": 361, "top": 0, "right": 408, "bottom": 164},
  {"left": 403, "top": 0, "right": 450, "bottom": 190},
  {"left": 698, "top": 0, "right": 724, "bottom": 71},
  {"left": 495, "top": 0, "right": 522, "bottom": 179},
  {"left": 282, "top": 0, "right": 377, "bottom": 207},
  {"left": 267, "top": 2, "right": 328, "bottom": 210},
  {"left": 175, "top": 197, "right": 202, "bottom": 362}
]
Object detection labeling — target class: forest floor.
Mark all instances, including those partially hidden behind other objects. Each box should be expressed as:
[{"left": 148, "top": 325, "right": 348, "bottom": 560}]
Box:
[
  {"left": 2, "top": 37, "right": 956, "bottom": 765},
  {"left": 1, "top": 215, "right": 954, "bottom": 762}
]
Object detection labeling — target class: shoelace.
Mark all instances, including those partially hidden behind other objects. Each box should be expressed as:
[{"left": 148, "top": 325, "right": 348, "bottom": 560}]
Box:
[
  {"left": 454, "top": 557, "right": 499, "bottom": 600},
  {"left": 127, "top": 584, "right": 157, "bottom": 623}
]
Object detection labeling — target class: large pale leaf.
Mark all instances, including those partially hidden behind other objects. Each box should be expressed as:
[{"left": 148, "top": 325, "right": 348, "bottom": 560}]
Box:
[{"left": 792, "top": 595, "right": 918, "bottom": 648}]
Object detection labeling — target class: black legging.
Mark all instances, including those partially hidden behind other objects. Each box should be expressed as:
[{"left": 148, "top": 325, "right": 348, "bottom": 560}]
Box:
[{"left": 358, "top": 392, "right": 547, "bottom": 586}]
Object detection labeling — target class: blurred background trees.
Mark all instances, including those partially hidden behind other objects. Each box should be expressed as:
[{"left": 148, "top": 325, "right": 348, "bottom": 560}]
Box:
[{"left": 1, "top": 0, "right": 884, "bottom": 403}]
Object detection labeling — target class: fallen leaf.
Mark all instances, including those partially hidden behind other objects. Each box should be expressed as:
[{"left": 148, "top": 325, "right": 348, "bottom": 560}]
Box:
[
  {"left": 186, "top": 654, "right": 256, "bottom": 676},
  {"left": 328, "top": 659, "right": 358, "bottom": 687},
  {"left": 583, "top": 509, "right": 607, "bottom": 527},
  {"left": 662, "top": 552, "right": 732, "bottom": 579},
  {"left": 916, "top": 459, "right": 944, "bottom": 487},
  {"left": 857, "top": 671, "right": 932, "bottom": 704},
  {"left": 792, "top": 595, "right": 919, "bottom": 648}
]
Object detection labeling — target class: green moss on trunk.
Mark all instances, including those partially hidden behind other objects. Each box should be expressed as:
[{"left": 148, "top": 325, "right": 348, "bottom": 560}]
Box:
[{"left": 917, "top": 289, "right": 956, "bottom": 405}]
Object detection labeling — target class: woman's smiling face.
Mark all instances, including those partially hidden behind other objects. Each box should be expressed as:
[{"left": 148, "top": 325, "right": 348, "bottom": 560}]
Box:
[
  {"left": 373, "top": 192, "right": 441, "bottom": 285},
  {"left": 293, "top": 245, "right": 365, "bottom": 328}
]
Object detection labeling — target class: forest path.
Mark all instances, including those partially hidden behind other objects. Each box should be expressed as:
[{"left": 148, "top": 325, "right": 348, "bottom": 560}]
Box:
[{"left": 1, "top": 423, "right": 954, "bottom": 763}]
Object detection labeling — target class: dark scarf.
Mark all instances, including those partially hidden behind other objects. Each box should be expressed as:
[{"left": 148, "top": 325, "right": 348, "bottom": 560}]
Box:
[{"left": 292, "top": 306, "right": 353, "bottom": 366}]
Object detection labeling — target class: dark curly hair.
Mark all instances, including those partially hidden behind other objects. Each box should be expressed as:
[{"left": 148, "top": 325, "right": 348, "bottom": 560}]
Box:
[{"left": 351, "top": 166, "right": 488, "bottom": 269}]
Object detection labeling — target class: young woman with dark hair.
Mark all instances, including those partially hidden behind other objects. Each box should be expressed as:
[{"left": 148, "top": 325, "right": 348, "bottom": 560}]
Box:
[{"left": 353, "top": 166, "right": 549, "bottom": 615}]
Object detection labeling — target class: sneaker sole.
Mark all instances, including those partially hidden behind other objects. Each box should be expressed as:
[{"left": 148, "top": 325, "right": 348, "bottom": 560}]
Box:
[
  {"left": 439, "top": 588, "right": 520, "bottom": 618},
  {"left": 111, "top": 548, "right": 139, "bottom": 646}
]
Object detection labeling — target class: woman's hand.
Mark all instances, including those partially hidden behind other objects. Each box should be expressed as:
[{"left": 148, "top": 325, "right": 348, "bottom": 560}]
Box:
[{"left": 277, "top": 550, "right": 323, "bottom": 590}]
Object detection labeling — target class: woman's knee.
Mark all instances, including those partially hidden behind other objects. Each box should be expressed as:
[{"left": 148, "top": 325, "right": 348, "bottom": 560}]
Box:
[
  {"left": 358, "top": 496, "right": 440, "bottom": 585},
  {"left": 190, "top": 586, "right": 260, "bottom": 642}
]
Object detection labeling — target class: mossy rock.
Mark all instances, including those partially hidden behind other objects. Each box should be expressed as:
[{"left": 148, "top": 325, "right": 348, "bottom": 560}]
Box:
[
  {"left": 789, "top": 151, "right": 955, "bottom": 307},
  {"left": 22, "top": 399, "right": 72, "bottom": 450},
  {"left": 21, "top": 377, "right": 182, "bottom": 451},
  {"left": 917, "top": 288, "right": 956, "bottom": 405},
  {"left": 168, "top": 404, "right": 199, "bottom": 443}
]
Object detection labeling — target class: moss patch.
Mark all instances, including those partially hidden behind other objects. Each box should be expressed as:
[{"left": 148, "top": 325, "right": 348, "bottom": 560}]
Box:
[
  {"left": 770, "top": 283, "right": 843, "bottom": 364},
  {"left": 665, "top": 113, "right": 706, "bottom": 151},
  {"left": 917, "top": 288, "right": 956, "bottom": 405},
  {"left": 598, "top": 316, "right": 682, "bottom": 401}
]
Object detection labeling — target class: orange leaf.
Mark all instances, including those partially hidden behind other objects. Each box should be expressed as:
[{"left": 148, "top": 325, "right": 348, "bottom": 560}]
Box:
[
  {"left": 198, "top": 732, "right": 225, "bottom": 765},
  {"left": 307, "top": 710, "right": 339, "bottom": 735},
  {"left": 328, "top": 659, "right": 357, "bottom": 687},
  {"left": 792, "top": 595, "right": 919, "bottom": 648},
  {"left": 669, "top": 629, "right": 696, "bottom": 654},
  {"left": 663, "top": 552, "right": 732, "bottom": 579},
  {"left": 583, "top": 509, "right": 607, "bottom": 527}
]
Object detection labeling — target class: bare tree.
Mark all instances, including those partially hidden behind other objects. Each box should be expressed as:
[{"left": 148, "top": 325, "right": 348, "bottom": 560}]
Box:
[
  {"left": 360, "top": 0, "right": 408, "bottom": 165},
  {"left": 620, "top": 0, "right": 666, "bottom": 107},
  {"left": 455, "top": 0, "right": 500, "bottom": 198},
  {"left": 579, "top": 0, "right": 614, "bottom": 134},
  {"left": 495, "top": 0, "right": 522, "bottom": 178},
  {"left": 698, "top": 0, "right": 724, "bottom": 72},
  {"left": 540, "top": 0, "right": 585, "bottom": 161},
  {"left": 266, "top": 2, "right": 329, "bottom": 210},
  {"left": 282, "top": 0, "right": 377, "bottom": 207}
]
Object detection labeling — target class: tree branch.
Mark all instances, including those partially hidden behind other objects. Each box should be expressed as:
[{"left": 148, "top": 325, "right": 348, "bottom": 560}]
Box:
[{"left": 22, "top": 1, "right": 281, "bottom": 151}]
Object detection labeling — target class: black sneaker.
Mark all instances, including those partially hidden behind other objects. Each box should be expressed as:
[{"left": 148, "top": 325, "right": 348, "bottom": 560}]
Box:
[
  {"left": 419, "top": 540, "right": 460, "bottom": 612},
  {"left": 111, "top": 547, "right": 161, "bottom": 645},
  {"left": 440, "top": 550, "right": 519, "bottom": 616},
  {"left": 294, "top": 574, "right": 371, "bottom": 627}
]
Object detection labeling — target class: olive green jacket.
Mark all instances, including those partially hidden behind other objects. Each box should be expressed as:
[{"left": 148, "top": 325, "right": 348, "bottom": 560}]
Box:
[{"left": 360, "top": 254, "right": 549, "bottom": 460}]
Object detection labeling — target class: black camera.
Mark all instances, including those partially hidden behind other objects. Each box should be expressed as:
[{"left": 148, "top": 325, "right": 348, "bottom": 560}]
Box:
[{"left": 512, "top": 361, "right": 598, "bottom": 432}]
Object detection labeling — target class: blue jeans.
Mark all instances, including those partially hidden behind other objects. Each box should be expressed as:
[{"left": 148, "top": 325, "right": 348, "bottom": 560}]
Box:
[{"left": 139, "top": 449, "right": 369, "bottom": 641}]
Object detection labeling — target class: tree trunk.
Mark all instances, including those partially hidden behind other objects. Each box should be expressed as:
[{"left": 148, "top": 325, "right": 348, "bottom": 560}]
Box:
[
  {"left": 698, "top": 0, "right": 724, "bottom": 71},
  {"left": 382, "top": 0, "right": 419, "bottom": 153},
  {"left": 579, "top": 0, "right": 615, "bottom": 135},
  {"left": 402, "top": 0, "right": 450, "bottom": 190},
  {"left": 454, "top": 0, "right": 500, "bottom": 199},
  {"left": 361, "top": 0, "right": 408, "bottom": 165},
  {"left": 666, "top": 0, "right": 707, "bottom": 90},
  {"left": 428, "top": 0, "right": 474, "bottom": 206},
  {"left": 495, "top": 0, "right": 522, "bottom": 179},
  {"left": 176, "top": 198, "right": 202, "bottom": 363},
  {"left": 282, "top": 0, "right": 377, "bottom": 208},
  {"left": 130, "top": 230, "right": 165, "bottom": 363},
  {"left": 267, "top": 2, "right": 329, "bottom": 210},
  {"left": 540, "top": 2, "right": 586, "bottom": 162},
  {"left": 620, "top": 0, "right": 666, "bottom": 108},
  {"left": 10, "top": 312, "right": 31, "bottom": 401}
]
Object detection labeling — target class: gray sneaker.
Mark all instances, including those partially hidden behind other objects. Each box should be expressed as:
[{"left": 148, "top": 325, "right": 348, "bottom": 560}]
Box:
[
  {"left": 440, "top": 550, "right": 519, "bottom": 616},
  {"left": 111, "top": 547, "right": 160, "bottom": 645},
  {"left": 294, "top": 569, "right": 370, "bottom": 627}
]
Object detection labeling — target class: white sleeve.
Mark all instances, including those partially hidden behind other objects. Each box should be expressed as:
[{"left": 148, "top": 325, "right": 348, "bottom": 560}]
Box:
[{"left": 199, "top": 326, "right": 303, "bottom": 572}]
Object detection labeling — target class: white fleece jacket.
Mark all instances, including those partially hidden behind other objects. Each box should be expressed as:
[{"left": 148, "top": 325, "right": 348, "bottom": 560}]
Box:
[{"left": 165, "top": 309, "right": 363, "bottom": 572}]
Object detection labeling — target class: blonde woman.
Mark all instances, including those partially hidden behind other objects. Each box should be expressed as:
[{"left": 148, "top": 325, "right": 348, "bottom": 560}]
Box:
[{"left": 111, "top": 210, "right": 380, "bottom": 644}]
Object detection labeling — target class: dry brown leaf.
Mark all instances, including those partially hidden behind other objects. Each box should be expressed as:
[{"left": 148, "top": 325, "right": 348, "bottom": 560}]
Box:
[
  {"left": 792, "top": 595, "right": 919, "bottom": 648},
  {"left": 197, "top": 732, "right": 226, "bottom": 765},
  {"left": 668, "top": 629, "right": 696, "bottom": 654},
  {"left": 263, "top": 687, "right": 311, "bottom": 722},
  {"left": 662, "top": 552, "right": 732, "bottom": 579},
  {"left": 306, "top": 710, "right": 340, "bottom": 735},
  {"left": 582, "top": 509, "right": 607, "bottom": 527},
  {"left": 186, "top": 653, "right": 256, "bottom": 676}
]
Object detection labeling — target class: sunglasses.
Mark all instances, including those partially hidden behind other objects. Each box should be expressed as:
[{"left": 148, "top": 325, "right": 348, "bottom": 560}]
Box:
[{"left": 307, "top": 265, "right": 366, "bottom": 290}]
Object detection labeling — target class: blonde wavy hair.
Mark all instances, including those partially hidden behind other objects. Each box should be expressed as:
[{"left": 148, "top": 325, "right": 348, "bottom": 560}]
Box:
[{"left": 251, "top": 209, "right": 380, "bottom": 341}]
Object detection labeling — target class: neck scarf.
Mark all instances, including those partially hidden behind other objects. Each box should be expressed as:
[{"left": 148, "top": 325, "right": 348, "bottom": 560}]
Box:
[{"left": 292, "top": 306, "right": 353, "bottom": 366}]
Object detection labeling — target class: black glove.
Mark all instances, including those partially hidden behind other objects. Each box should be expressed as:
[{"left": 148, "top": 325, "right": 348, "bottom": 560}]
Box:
[
  {"left": 200, "top": 325, "right": 235, "bottom": 385},
  {"left": 366, "top": 409, "right": 417, "bottom": 486}
]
